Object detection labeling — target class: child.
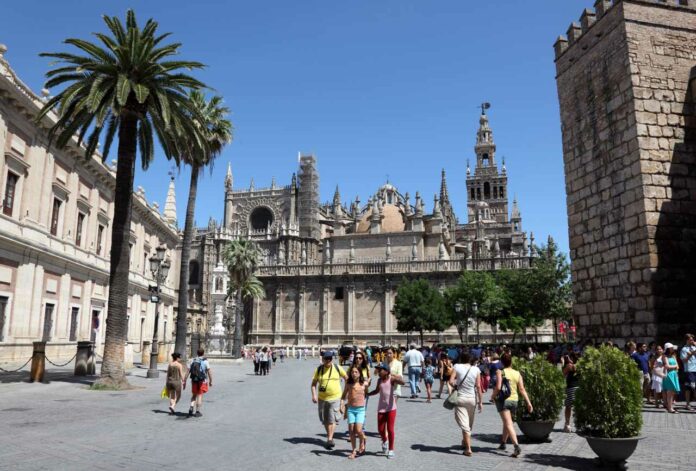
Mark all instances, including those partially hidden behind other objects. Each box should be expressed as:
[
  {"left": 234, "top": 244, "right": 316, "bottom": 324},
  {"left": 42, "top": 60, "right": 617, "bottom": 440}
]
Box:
[
  {"left": 368, "top": 362, "right": 405, "bottom": 459},
  {"left": 340, "top": 366, "right": 369, "bottom": 459},
  {"left": 651, "top": 345, "right": 665, "bottom": 409},
  {"left": 423, "top": 358, "right": 435, "bottom": 403}
]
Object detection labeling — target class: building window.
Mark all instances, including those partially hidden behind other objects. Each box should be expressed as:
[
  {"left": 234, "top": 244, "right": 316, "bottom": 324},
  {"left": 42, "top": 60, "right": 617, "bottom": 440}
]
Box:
[
  {"left": 75, "top": 213, "right": 85, "bottom": 247},
  {"left": 97, "top": 224, "right": 105, "bottom": 255},
  {"left": 500, "top": 187, "right": 505, "bottom": 199},
  {"left": 482, "top": 153, "right": 489, "bottom": 166},
  {"left": 470, "top": 188, "right": 475, "bottom": 201},
  {"left": 0, "top": 296, "right": 8, "bottom": 341},
  {"left": 129, "top": 243, "right": 134, "bottom": 268},
  {"left": 334, "top": 287, "right": 344, "bottom": 300},
  {"left": 143, "top": 253, "right": 148, "bottom": 275},
  {"left": 189, "top": 261, "right": 200, "bottom": 285},
  {"left": 3, "top": 172, "right": 18, "bottom": 217},
  {"left": 50, "top": 198, "right": 62, "bottom": 236},
  {"left": 90, "top": 310, "right": 100, "bottom": 342},
  {"left": 69, "top": 306, "right": 79, "bottom": 341},
  {"left": 215, "top": 277, "right": 223, "bottom": 292},
  {"left": 42, "top": 303, "right": 55, "bottom": 341}
]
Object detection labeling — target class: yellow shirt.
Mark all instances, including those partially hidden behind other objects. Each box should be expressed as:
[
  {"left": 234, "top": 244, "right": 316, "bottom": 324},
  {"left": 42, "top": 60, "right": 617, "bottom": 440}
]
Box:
[
  {"left": 313, "top": 363, "right": 347, "bottom": 401},
  {"left": 502, "top": 367, "right": 521, "bottom": 402},
  {"left": 389, "top": 359, "right": 403, "bottom": 397}
]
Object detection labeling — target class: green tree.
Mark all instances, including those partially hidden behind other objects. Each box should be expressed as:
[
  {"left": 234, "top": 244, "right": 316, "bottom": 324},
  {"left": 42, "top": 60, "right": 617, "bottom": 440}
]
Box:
[
  {"left": 445, "top": 271, "right": 504, "bottom": 343},
  {"left": 529, "top": 237, "right": 572, "bottom": 342},
  {"left": 222, "top": 239, "right": 265, "bottom": 357},
  {"left": 494, "top": 269, "right": 543, "bottom": 343},
  {"left": 393, "top": 279, "right": 449, "bottom": 347},
  {"left": 38, "top": 10, "right": 206, "bottom": 387},
  {"left": 174, "top": 91, "right": 233, "bottom": 359}
]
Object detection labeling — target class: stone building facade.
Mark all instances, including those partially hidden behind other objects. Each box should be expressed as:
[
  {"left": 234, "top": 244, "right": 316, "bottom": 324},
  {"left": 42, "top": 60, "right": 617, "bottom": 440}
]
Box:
[
  {"left": 554, "top": 0, "right": 696, "bottom": 341},
  {"left": 191, "top": 110, "right": 547, "bottom": 346},
  {"left": 0, "top": 48, "right": 181, "bottom": 363}
]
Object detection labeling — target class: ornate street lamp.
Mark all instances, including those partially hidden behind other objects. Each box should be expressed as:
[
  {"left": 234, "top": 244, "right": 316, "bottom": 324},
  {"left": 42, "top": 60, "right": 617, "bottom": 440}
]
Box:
[{"left": 147, "top": 246, "right": 169, "bottom": 379}]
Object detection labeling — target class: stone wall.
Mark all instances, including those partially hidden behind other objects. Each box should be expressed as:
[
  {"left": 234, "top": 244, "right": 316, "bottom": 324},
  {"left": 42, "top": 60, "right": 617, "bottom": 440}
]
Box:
[{"left": 555, "top": 0, "right": 696, "bottom": 341}]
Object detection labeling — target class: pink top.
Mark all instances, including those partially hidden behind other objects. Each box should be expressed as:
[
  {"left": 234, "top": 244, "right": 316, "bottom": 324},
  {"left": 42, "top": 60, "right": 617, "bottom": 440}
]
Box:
[
  {"left": 346, "top": 382, "right": 366, "bottom": 407},
  {"left": 377, "top": 377, "right": 396, "bottom": 413}
]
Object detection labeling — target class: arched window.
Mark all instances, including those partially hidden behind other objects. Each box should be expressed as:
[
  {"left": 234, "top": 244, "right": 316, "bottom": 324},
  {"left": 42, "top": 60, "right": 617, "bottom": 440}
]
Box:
[
  {"left": 188, "top": 261, "right": 200, "bottom": 285},
  {"left": 500, "top": 187, "right": 505, "bottom": 199},
  {"left": 482, "top": 153, "right": 489, "bottom": 166},
  {"left": 484, "top": 182, "right": 491, "bottom": 199},
  {"left": 250, "top": 207, "right": 274, "bottom": 230},
  {"left": 470, "top": 188, "right": 476, "bottom": 201}
]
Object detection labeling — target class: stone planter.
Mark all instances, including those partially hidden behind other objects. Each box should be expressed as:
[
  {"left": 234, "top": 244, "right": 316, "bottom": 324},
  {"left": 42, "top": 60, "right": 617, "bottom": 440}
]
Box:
[
  {"left": 582, "top": 435, "right": 644, "bottom": 470},
  {"left": 518, "top": 420, "right": 555, "bottom": 443}
]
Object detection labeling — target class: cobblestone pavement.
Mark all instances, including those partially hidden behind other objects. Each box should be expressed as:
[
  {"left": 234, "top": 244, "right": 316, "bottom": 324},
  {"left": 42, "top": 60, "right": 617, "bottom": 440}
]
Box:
[{"left": 1, "top": 360, "right": 695, "bottom": 471}]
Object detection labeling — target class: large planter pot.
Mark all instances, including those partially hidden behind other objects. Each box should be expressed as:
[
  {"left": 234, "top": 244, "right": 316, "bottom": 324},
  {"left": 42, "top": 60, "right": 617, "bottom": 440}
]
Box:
[
  {"left": 582, "top": 435, "right": 644, "bottom": 470},
  {"left": 518, "top": 420, "right": 555, "bottom": 443}
]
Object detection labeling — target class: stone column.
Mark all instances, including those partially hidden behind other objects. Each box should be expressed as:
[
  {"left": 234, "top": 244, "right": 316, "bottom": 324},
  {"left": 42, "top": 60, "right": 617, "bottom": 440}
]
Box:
[
  {"left": 74, "top": 341, "right": 95, "bottom": 376},
  {"left": 346, "top": 282, "right": 355, "bottom": 336},
  {"left": 141, "top": 340, "right": 151, "bottom": 367},
  {"left": 297, "top": 284, "right": 306, "bottom": 344},
  {"left": 30, "top": 341, "right": 46, "bottom": 383},
  {"left": 274, "top": 285, "right": 283, "bottom": 344}
]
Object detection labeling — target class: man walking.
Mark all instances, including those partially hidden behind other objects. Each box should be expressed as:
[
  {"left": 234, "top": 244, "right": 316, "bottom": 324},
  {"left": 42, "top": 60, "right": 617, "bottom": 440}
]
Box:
[
  {"left": 403, "top": 345, "right": 425, "bottom": 399},
  {"left": 680, "top": 334, "right": 696, "bottom": 411},
  {"left": 184, "top": 348, "right": 212, "bottom": 418},
  {"left": 311, "top": 351, "right": 347, "bottom": 449}
]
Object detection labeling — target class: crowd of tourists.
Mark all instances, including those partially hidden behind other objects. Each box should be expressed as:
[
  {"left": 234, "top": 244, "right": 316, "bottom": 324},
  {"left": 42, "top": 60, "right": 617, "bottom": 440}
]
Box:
[{"left": 307, "top": 333, "right": 696, "bottom": 460}]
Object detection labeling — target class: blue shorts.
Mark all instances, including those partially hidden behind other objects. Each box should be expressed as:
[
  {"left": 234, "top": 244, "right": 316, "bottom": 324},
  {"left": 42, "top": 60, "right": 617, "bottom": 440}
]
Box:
[{"left": 347, "top": 406, "right": 366, "bottom": 424}]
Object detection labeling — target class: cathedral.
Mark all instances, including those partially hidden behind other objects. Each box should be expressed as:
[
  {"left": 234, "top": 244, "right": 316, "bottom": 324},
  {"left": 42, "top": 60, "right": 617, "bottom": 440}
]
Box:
[{"left": 185, "top": 108, "right": 539, "bottom": 346}]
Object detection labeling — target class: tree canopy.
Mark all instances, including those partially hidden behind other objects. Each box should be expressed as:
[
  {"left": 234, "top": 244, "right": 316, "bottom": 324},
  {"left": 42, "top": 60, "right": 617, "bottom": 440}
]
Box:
[{"left": 393, "top": 279, "right": 449, "bottom": 346}]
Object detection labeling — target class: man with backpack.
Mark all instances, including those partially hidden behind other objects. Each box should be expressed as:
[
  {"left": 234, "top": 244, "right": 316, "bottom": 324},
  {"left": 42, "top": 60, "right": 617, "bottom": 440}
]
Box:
[
  {"left": 184, "top": 348, "right": 213, "bottom": 417},
  {"left": 310, "top": 351, "right": 347, "bottom": 449}
]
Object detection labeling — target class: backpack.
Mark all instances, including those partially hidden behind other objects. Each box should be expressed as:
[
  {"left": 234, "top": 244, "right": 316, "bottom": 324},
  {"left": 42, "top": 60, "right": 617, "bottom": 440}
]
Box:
[
  {"left": 190, "top": 358, "right": 207, "bottom": 383},
  {"left": 497, "top": 370, "right": 511, "bottom": 402}
]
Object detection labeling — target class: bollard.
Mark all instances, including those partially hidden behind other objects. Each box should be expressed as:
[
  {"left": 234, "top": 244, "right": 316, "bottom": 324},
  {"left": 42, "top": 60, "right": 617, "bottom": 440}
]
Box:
[
  {"left": 141, "top": 341, "right": 151, "bottom": 367},
  {"left": 30, "top": 341, "right": 46, "bottom": 383},
  {"left": 74, "top": 341, "right": 95, "bottom": 376},
  {"left": 191, "top": 334, "right": 200, "bottom": 358}
]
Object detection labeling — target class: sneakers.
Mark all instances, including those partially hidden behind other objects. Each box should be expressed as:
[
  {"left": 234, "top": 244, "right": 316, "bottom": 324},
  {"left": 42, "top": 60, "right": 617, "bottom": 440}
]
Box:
[
  {"left": 563, "top": 424, "right": 572, "bottom": 433},
  {"left": 497, "top": 443, "right": 506, "bottom": 451},
  {"left": 188, "top": 407, "right": 194, "bottom": 417},
  {"left": 511, "top": 445, "right": 521, "bottom": 458},
  {"left": 326, "top": 439, "right": 335, "bottom": 449},
  {"left": 387, "top": 450, "right": 395, "bottom": 459},
  {"left": 382, "top": 441, "right": 388, "bottom": 454},
  {"left": 194, "top": 411, "right": 202, "bottom": 418}
]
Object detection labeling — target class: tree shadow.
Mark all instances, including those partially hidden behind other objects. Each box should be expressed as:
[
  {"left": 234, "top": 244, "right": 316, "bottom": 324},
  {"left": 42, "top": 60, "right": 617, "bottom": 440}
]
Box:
[
  {"left": 652, "top": 65, "right": 696, "bottom": 339},
  {"left": 522, "top": 453, "right": 599, "bottom": 471},
  {"left": 0, "top": 370, "right": 96, "bottom": 385}
]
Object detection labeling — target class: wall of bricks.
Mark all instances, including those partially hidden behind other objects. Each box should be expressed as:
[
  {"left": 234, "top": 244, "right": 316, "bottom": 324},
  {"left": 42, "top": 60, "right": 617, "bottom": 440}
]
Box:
[{"left": 555, "top": 0, "right": 696, "bottom": 342}]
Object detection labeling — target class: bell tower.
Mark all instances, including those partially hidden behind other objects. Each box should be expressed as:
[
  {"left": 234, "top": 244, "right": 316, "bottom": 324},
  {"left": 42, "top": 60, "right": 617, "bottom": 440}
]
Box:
[{"left": 466, "top": 103, "right": 509, "bottom": 224}]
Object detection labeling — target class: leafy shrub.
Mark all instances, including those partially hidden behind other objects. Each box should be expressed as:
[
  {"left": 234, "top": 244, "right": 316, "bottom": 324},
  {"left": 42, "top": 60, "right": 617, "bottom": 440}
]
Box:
[
  {"left": 574, "top": 346, "right": 643, "bottom": 438},
  {"left": 514, "top": 356, "right": 565, "bottom": 422}
]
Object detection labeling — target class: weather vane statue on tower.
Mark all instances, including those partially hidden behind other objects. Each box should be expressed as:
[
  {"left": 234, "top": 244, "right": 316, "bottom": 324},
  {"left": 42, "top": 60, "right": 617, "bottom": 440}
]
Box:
[{"left": 480, "top": 102, "right": 491, "bottom": 115}]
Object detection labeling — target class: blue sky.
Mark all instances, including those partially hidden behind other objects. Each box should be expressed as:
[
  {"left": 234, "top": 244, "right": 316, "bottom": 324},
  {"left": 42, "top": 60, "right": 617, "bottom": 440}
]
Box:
[{"left": 2, "top": 0, "right": 592, "bottom": 254}]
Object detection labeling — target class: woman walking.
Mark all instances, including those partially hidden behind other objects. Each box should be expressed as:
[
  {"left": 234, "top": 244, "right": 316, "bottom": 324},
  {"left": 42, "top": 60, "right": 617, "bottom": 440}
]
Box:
[
  {"left": 562, "top": 352, "right": 580, "bottom": 432},
  {"left": 340, "top": 366, "right": 369, "bottom": 459},
  {"left": 368, "top": 363, "right": 405, "bottom": 459},
  {"left": 260, "top": 347, "right": 269, "bottom": 376},
  {"left": 437, "top": 352, "right": 454, "bottom": 399},
  {"left": 492, "top": 353, "right": 533, "bottom": 458},
  {"left": 449, "top": 352, "right": 483, "bottom": 456},
  {"left": 651, "top": 344, "right": 665, "bottom": 409},
  {"left": 662, "top": 343, "right": 681, "bottom": 413},
  {"left": 165, "top": 352, "right": 186, "bottom": 415}
]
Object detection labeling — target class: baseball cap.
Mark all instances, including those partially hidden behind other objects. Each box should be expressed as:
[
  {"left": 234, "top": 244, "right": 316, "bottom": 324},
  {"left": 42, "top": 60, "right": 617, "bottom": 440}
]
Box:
[
  {"left": 322, "top": 351, "right": 334, "bottom": 359},
  {"left": 375, "top": 362, "right": 390, "bottom": 371}
]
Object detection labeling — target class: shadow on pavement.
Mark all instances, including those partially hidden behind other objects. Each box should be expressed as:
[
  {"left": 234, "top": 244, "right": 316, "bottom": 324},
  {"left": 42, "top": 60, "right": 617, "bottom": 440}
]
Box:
[
  {"left": 284, "top": 436, "right": 327, "bottom": 447},
  {"left": 521, "top": 453, "right": 598, "bottom": 471},
  {"left": 410, "top": 443, "right": 461, "bottom": 455},
  {"left": 0, "top": 370, "right": 96, "bottom": 385}
]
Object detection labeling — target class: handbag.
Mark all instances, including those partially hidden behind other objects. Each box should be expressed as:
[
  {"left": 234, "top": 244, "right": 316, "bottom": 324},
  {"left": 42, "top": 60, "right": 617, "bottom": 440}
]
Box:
[
  {"left": 497, "top": 370, "right": 511, "bottom": 402},
  {"left": 160, "top": 386, "right": 168, "bottom": 399},
  {"left": 443, "top": 366, "right": 471, "bottom": 410}
]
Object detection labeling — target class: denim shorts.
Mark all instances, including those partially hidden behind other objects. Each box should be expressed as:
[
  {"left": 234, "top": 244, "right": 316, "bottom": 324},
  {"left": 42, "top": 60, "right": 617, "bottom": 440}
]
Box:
[{"left": 347, "top": 406, "right": 366, "bottom": 424}]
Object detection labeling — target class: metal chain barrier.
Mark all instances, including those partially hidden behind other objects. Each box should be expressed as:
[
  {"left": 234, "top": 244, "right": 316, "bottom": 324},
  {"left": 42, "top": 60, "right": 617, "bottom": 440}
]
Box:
[
  {"left": 0, "top": 357, "right": 33, "bottom": 373},
  {"left": 44, "top": 352, "right": 77, "bottom": 368}
]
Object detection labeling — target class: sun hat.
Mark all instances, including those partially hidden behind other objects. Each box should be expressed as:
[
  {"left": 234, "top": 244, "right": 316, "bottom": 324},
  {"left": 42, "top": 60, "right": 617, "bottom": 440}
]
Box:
[{"left": 664, "top": 342, "right": 675, "bottom": 350}]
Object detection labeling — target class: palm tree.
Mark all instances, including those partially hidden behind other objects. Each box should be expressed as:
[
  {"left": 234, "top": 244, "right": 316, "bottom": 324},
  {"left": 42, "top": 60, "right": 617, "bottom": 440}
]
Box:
[
  {"left": 38, "top": 10, "right": 207, "bottom": 387},
  {"left": 174, "top": 91, "right": 233, "bottom": 359},
  {"left": 222, "top": 239, "right": 265, "bottom": 357}
]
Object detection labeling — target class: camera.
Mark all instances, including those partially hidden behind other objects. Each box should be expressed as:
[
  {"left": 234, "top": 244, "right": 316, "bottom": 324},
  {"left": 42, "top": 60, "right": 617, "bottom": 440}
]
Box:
[{"left": 319, "top": 386, "right": 327, "bottom": 392}]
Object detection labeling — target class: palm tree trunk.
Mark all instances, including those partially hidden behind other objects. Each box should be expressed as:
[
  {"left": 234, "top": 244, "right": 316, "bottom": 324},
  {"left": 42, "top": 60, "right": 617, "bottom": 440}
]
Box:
[
  {"left": 233, "top": 290, "right": 243, "bottom": 358},
  {"left": 97, "top": 113, "right": 137, "bottom": 388},
  {"left": 175, "top": 163, "right": 199, "bottom": 360}
]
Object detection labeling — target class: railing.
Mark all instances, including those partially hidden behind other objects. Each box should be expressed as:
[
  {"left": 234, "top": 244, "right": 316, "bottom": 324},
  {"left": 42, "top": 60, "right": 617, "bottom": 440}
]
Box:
[{"left": 256, "top": 255, "right": 531, "bottom": 277}]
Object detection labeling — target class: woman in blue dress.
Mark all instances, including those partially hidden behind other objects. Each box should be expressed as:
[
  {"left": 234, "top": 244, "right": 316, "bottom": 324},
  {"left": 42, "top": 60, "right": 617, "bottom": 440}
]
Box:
[{"left": 662, "top": 342, "right": 681, "bottom": 414}]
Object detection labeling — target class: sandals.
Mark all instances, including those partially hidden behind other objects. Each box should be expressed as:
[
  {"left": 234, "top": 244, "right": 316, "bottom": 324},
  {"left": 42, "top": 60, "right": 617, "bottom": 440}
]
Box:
[
  {"left": 463, "top": 450, "right": 473, "bottom": 457},
  {"left": 348, "top": 451, "right": 357, "bottom": 460}
]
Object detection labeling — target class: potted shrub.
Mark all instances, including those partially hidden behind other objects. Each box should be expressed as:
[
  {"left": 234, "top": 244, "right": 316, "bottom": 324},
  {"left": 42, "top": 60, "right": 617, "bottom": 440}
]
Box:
[
  {"left": 514, "top": 356, "right": 565, "bottom": 442},
  {"left": 574, "top": 346, "right": 644, "bottom": 470}
]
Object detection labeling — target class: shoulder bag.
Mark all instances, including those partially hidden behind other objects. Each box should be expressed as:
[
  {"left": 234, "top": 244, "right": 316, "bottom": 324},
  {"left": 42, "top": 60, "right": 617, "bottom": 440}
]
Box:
[{"left": 443, "top": 366, "right": 471, "bottom": 410}]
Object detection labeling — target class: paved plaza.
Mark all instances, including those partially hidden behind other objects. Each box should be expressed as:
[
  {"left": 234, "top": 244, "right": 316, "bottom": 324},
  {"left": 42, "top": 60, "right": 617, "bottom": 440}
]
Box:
[{"left": 1, "top": 360, "right": 695, "bottom": 471}]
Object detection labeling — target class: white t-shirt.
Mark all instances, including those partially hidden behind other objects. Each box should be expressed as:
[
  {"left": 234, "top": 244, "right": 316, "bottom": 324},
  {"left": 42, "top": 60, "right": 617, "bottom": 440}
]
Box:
[
  {"left": 403, "top": 349, "right": 425, "bottom": 368},
  {"left": 453, "top": 363, "right": 480, "bottom": 399}
]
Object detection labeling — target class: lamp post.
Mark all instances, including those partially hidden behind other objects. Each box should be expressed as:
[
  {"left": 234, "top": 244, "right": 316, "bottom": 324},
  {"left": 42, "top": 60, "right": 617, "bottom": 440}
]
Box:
[
  {"left": 147, "top": 246, "right": 170, "bottom": 379},
  {"left": 473, "top": 301, "right": 479, "bottom": 344}
]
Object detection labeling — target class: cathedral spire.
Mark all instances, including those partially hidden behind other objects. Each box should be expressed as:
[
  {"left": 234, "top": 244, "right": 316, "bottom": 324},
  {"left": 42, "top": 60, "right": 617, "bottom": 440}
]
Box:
[
  {"left": 440, "top": 169, "right": 450, "bottom": 205},
  {"left": 333, "top": 185, "right": 341, "bottom": 207},
  {"left": 225, "top": 162, "right": 233, "bottom": 191},
  {"left": 163, "top": 177, "right": 177, "bottom": 226},
  {"left": 475, "top": 102, "right": 496, "bottom": 168}
]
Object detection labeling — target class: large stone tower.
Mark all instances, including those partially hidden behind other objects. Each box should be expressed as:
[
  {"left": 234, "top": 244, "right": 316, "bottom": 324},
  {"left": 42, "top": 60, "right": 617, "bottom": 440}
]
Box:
[
  {"left": 555, "top": 0, "right": 696, "bottom": 341},
  {"left": 466, "top": 107, "right": 509, "bottom": 224}
]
